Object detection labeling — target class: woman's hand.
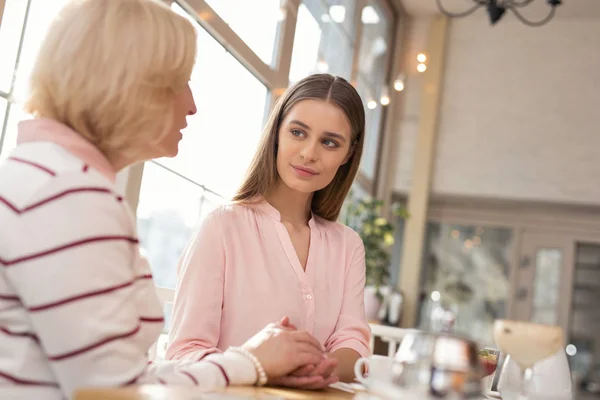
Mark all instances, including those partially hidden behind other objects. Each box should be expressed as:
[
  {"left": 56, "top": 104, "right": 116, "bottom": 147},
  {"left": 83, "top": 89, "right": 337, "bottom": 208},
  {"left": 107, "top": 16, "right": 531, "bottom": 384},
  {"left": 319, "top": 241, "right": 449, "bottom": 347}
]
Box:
[
  {"left": 269, "top": 357, "right": 339, "bottom": 389},
  {"left": 242, "top": 317, "right": 325, "bottom": 380}
]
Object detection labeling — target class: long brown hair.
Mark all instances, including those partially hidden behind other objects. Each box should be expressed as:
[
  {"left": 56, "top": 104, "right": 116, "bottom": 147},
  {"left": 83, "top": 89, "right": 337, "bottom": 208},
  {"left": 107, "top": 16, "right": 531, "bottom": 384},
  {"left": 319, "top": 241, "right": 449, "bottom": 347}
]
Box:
[{"left": 232, "top": 74, "right": 365, "bottom": 221}]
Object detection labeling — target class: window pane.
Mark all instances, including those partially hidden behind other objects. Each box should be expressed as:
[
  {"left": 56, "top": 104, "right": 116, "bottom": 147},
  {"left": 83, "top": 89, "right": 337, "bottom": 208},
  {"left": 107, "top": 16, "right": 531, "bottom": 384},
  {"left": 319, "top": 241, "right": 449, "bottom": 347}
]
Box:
[
  {"left": 323, "top": 0, "right": 357, "bottom": 41},
  {"left": 358, "top": 0, "right": 391, "bottom": 87},
  {"left": 570, "top": 243, "right": 600, "bottom": 384},
  {"left": 203, "top": 0, "right": 282, "bottom": 66},
  {"left": 0, "top": 97, "right": 7, "bottom": 150},
  {"left": 418, "top": 223, "right": 513, "bottom": 346},
  {"left": 531, "top": 248, "right": 562, "bottom": 325},
  {"left": 162, "top": 4, "right": 268, "bottom": 199},
  {"left": 11, "top": 0, "right": 72, "bottom": 103},
  {"left": 0, "top": 0, "right": 27, "bottom": 92},
  {"left": 0, "top": 103, "right": 28, "bottom": 160},
  {"left": 355, "top": 0, "right": 392, "bottom": 180},
  {"left": 136, "top": 162, "right": 225, "bottom": 289},
  {"left": 289, "top": 0, "right": 354, "bottom": 82},
  {"left": 356, "top": 75, "right": 383, "bottom": 180}
]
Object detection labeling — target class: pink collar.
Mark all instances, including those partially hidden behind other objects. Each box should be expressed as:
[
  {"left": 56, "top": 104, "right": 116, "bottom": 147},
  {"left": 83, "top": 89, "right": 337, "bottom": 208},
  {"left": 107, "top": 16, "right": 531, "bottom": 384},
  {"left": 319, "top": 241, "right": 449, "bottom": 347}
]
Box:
[
  {"left": 253, "top": 198, "right": 317, "bottom": 228},
  {"left": 17, "top": 118, "right": 116, "bottom": 182}
]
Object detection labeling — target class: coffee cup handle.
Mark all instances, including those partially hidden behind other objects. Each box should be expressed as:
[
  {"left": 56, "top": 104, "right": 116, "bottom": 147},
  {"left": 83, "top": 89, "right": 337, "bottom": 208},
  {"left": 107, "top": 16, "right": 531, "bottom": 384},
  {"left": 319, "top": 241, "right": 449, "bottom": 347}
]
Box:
[{"left": 354, "top": 357, "right": 370, "bottom": 385}]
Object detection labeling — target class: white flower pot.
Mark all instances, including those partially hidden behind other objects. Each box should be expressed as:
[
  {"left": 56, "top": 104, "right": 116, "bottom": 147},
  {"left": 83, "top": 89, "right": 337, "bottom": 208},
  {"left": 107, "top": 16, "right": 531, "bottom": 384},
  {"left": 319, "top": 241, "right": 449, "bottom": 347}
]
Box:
[{"left": 364, "top": 285, "right": 383, "bottom": 322}]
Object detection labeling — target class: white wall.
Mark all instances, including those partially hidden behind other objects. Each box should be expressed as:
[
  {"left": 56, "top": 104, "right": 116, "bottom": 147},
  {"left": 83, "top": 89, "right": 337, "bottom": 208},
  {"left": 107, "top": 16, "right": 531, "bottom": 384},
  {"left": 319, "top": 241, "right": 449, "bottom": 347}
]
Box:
[{"left": 395, "top": 15, "right": 600, "bottom": 206}]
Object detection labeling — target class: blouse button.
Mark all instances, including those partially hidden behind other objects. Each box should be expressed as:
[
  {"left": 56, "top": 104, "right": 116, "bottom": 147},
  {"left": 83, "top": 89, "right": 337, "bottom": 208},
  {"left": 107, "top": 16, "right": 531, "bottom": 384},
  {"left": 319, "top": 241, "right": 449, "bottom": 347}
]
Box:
[{"left": 306, "top": 294, "right": 313, "bottom": 300}]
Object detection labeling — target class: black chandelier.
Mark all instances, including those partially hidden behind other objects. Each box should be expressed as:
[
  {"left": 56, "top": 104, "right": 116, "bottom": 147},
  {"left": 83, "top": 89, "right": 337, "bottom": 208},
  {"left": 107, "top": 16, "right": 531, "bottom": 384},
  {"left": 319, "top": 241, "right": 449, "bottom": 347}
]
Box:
[{"left": 436, "top": 0, "right": 562, "bottom": 27}]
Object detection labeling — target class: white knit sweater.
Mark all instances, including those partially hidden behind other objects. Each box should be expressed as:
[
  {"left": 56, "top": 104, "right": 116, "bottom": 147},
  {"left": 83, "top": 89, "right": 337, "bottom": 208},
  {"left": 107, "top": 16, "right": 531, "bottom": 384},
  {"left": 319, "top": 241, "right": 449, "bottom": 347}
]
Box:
[{"left": 0, "top": 122, "right": 258, "bottom": 399}]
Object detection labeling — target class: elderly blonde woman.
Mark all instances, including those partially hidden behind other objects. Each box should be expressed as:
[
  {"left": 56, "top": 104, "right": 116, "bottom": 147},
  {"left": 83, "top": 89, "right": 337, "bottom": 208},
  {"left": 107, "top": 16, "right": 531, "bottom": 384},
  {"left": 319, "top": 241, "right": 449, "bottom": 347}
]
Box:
[{"left": 0, "top": 1, "right": 324, "bottom": 399}]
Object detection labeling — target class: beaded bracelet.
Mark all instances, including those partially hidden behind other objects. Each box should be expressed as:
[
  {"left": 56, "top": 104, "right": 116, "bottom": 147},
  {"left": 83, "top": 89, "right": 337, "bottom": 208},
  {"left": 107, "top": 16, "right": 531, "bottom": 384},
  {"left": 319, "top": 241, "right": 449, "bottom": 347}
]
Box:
[{"left": 229, "top": 347, "right": 268, "bottom": 386}]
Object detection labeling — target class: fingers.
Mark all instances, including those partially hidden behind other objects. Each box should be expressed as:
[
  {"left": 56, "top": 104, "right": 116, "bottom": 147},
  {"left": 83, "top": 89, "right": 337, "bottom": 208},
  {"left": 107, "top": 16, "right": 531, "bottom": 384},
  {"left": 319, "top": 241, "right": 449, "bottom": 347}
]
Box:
[
  {"left": 308, "top": 358, "right": 337, "bottom": 379},
  {"left": 289, "top": 331, "right": 323, "bottom": 352},
  {"left": 290, "top": 364, "right": 316, "bottom": 377},
  {"left": 274, "top": 317, "right": 299, "bottom": 332},
  {"left": 301, "top": 375, "right": 339, "bottom": 390},
  {"left": 293, "top": 346, "right": 325, "bottom": 367}
]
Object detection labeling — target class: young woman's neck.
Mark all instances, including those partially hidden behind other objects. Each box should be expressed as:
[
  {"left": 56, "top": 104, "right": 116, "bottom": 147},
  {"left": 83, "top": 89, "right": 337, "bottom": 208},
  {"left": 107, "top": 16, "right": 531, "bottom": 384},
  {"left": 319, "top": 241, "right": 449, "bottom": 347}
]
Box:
[{"left": 265, "top": 182, "right": 313, "bottom": 226}]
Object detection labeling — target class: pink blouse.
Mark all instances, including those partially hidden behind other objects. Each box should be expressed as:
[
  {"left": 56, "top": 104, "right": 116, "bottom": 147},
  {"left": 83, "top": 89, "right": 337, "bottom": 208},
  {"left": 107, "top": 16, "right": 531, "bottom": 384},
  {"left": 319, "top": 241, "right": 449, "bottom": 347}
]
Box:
[{"left": 166, "top": 201, "right": 371, "bottom": 362}]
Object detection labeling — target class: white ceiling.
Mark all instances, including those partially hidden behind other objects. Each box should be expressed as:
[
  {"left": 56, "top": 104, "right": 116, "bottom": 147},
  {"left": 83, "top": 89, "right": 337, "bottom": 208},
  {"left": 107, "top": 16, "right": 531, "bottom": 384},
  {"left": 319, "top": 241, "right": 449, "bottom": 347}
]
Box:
[{"left": 396, "top": 0, "right": 600, "bottom": 19}]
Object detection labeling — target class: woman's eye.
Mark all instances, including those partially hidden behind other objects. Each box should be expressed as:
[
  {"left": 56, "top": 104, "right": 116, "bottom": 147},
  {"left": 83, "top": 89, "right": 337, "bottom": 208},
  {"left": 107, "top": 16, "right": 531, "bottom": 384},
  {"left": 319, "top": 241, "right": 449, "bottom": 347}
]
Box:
[
  {"left": 291, "top": 129, "right": 305, "bottom": 137},
  {"left": 323, "top": 139, "right": 339, "bottom": 148}
]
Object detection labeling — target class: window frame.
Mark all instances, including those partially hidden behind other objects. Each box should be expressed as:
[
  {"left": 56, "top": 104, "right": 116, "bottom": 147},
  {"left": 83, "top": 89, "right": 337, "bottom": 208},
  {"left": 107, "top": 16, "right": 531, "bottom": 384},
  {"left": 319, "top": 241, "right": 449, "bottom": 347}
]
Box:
[
  {"left": 118, "top": 0, "right": 400, "bottom": 305},
  {"left": 0, "top": 0, "right": 32, "bottom": 155},
  {"left": 0, "top": 0, "right": 402, "bottom": 311}
]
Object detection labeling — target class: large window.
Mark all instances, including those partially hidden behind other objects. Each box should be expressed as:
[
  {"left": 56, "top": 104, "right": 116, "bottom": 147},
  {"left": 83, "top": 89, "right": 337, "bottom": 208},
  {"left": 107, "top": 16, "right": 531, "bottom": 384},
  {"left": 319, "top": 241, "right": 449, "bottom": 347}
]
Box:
[
  {"left": 136, "top": 3, "right": 270, "bottom": 296},
  {"left": 204, "top": 0, "right": 283, "bottom": 66},
  {"left": 289, "top": 0, "right": 355, "bottom": 82},
  {"left": 356, "top": 0, "right": 393, "bottom": 180},
  {"left": 156, "top": 4, "right": 269, "bottom": 199},
  {"left": 0, "top": 0, "right": 398, "bottom": 340},
  {"left": 0, "top": 0, "right": 71, "bottom": 159},
  {"left": 0, "top": 0, "right": 27, "bottom": 93},
  {"left": 137, "top": 162, "right": 225, "bottom": 290}
]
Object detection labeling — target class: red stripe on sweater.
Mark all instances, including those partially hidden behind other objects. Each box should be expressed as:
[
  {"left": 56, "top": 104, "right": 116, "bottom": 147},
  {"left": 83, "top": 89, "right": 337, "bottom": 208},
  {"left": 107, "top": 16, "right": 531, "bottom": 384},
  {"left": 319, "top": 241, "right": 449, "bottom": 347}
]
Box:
[
  {"left": 0, "top": 196, "right": 19, "bottom": 213},
  {"left": 122, "top": 369, "right": 146, "bottom": 386},
  {"left": 27, "top": 274, "right": 152, "bottom": 312},
  {"left": 24, "top": 187, "right": 113, "bottom": 212},
  {"left": 0, "top": 370, "right": 58, "bottom": 387},
  {"left": 0, "top": 236, "right": 139, "bottom": 267},
  {"left": 28, "top": 280, "right": 135, "bottom": 312},
  {"left": 48, "top": 325, "right": 141, "bottom": 361},
  {"left": 0, "top": 187, "right": 114, "bottom": 215},
  {"left": 139, "top": 317, "right": 164, "bottom": 323},
  {"left": 0, "top": 326, "right": 39, "bottom": 342},
  {"left": 8, "top": 157, "right": 56, "bottom": 176},
  {"left": 0, "top": 293, "right": 19, "bottom": 301},
  {"left": 182, "top": 371, "right": 199, "bottom": 385},
  {"left": 206, "top": 360, "right": 230, "bottom": 386}
]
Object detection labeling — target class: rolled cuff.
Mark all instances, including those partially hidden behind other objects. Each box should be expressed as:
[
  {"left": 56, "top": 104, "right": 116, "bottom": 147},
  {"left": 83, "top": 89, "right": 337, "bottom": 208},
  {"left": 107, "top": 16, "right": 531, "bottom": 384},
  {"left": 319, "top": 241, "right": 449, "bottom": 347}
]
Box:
[{"left": 328, "top": 337, "right": 371, "bottom": 358}]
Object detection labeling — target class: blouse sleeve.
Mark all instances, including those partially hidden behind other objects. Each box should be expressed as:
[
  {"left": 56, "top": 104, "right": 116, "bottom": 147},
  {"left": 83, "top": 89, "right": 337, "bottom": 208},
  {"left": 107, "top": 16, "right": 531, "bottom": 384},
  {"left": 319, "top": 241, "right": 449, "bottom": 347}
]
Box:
[{"left": 324, "top": 232, "right": 372, "bottom": 357}]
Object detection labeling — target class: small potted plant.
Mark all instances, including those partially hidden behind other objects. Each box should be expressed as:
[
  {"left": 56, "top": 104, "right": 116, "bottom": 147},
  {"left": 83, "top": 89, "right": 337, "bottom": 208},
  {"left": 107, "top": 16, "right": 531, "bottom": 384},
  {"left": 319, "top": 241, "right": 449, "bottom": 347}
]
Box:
[{"left": 342, "top": 193, "right": 408, "bottom": 321}]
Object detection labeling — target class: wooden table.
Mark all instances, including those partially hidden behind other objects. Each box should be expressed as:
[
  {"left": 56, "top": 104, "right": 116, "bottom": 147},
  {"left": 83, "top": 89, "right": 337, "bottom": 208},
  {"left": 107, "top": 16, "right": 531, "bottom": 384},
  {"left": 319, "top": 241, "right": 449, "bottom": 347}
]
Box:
[{"left": 75, "top": 385, "right": 356, "bottom": 399}]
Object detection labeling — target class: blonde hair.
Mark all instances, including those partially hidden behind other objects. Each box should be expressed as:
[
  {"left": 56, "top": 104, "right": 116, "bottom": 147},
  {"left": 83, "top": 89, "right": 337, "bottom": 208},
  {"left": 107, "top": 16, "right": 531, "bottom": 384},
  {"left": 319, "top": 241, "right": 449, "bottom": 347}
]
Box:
[
  {"left": 233, "top": 74, "right": 366, "bottom": 221},
  {"left": 25, "top": 0, "right": 197, "bottom": 159}
]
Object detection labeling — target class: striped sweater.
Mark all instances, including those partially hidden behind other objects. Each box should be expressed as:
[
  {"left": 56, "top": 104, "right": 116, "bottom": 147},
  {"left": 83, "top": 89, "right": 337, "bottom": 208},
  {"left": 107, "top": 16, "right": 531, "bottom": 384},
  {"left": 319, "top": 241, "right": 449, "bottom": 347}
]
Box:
[{"left": 0, "top": 119, "right": 257, "bottom": 399}]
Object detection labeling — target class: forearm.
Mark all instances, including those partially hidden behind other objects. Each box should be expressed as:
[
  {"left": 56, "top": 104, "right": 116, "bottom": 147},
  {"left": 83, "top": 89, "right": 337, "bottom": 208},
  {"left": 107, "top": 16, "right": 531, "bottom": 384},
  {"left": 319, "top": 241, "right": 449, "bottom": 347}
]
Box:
[{"left": 329, "top": 348, "right": 361, "bottom": 383}]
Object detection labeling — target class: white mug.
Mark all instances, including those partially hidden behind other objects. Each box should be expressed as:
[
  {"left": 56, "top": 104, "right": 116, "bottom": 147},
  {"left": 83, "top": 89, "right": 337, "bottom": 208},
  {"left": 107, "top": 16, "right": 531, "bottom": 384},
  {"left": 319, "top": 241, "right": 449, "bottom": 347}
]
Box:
[{"left": 354, "top": 355, "right": 394, "bottom": 387}]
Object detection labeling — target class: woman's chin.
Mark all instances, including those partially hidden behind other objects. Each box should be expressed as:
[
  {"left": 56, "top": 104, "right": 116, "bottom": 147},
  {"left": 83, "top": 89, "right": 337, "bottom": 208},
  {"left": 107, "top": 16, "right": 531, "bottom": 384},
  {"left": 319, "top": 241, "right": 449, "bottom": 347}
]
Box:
[{"left": 283, "top": 179, "right": 325, "bottom": 194}]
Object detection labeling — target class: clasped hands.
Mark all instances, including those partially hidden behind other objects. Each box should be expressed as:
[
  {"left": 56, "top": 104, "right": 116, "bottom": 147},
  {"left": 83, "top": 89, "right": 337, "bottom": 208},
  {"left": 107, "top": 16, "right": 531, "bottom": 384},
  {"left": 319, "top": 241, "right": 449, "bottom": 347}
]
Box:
[{"left": 242, "top": 316, "right": 338, "bottom": 390}]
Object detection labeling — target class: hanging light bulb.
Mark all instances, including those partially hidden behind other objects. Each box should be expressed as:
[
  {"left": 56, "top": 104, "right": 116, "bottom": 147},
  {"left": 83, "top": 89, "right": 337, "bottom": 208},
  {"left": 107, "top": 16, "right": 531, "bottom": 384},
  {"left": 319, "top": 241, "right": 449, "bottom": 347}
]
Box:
[
  {"left": 380, "top": 87, "right": 390, "bottom": 106},
  {"left": 417, "top": 53, "right": 427, "bottom": 63},
  {"left": 417, "top": 63, "right": 427, "bottom": 73},
  {"left": 367, "top": 100, "right": 377, "bottom": 110},
  {"left": 393, "top": 79, "right": 404, "bottom": 92},
  {"left": 393, "top": 73, "right": 405, "bottom": 92}
]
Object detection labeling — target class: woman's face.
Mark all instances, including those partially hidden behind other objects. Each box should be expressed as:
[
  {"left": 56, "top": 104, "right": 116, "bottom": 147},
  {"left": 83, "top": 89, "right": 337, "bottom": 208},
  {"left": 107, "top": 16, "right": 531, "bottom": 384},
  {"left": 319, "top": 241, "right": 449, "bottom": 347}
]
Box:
[
  {"left": 276, "top": 99, "right": 353, "bottom": 194},
  {"left": 155, "top": 83, "right": 197, "bottom": 157}
]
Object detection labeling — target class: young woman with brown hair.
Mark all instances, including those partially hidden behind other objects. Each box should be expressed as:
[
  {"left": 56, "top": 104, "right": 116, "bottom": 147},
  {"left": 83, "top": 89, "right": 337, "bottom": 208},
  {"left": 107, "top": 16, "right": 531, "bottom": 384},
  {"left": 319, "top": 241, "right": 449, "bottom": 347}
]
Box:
[{"left": 167, "top": 74, "right": 371, "bottom": 388}]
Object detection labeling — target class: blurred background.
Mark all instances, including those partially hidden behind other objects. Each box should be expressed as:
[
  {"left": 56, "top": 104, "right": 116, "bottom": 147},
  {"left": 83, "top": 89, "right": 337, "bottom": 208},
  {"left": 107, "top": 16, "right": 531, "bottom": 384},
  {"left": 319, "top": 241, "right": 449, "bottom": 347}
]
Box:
[{"left": 1, "top": 0, "right": 599, "bottom": 395}]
